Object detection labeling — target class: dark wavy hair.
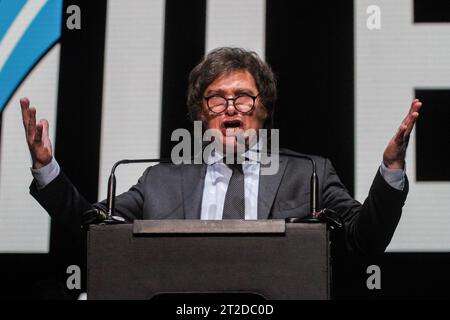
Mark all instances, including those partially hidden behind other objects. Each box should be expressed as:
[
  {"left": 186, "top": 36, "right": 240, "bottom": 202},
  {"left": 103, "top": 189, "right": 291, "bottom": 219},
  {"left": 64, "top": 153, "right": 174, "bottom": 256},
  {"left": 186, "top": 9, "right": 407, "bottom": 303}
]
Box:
[{"left": 187, "top": 47, "right": 277, "bottom": 129}]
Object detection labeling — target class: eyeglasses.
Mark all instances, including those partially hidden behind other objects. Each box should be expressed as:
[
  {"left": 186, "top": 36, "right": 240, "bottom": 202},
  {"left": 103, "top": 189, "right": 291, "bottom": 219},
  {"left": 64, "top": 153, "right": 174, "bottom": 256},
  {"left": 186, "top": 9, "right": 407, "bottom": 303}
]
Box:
[{"left": 204, "top": 93, "right": 259, "bottom": 114}]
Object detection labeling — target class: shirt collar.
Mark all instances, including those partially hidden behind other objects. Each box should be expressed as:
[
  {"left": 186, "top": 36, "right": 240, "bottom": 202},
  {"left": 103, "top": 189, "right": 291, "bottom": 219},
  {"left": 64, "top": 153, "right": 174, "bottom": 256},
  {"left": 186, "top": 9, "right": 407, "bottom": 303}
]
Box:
[{"left": 206, "top": 140, "right": 263, "bottom": 165}]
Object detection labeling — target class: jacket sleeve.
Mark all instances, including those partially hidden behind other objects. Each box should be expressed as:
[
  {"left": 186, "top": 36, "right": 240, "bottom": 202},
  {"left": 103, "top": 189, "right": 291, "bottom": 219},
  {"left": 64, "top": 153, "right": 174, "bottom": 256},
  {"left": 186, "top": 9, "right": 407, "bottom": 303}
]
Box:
[
  {"left": 321, "top": 159, "right": 408, "bottom": 255},
  {"left": 29, "top": 168, "right": 151, "bottom": 230}
]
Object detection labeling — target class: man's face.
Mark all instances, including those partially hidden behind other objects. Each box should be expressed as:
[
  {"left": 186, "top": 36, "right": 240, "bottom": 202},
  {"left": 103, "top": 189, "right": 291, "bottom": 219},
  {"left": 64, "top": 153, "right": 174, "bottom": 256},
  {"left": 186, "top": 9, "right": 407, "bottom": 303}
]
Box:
[{"left": 201, "top": 70, "right": 267, "bottom": 151}]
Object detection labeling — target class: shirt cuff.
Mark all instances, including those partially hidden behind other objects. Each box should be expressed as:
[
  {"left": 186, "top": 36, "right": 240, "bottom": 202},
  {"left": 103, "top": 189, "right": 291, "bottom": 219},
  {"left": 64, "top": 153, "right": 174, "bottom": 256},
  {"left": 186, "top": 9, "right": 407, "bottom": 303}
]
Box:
[
  {"left": 30, "top": 157, "right": 60, "bottom": 189},
  {"left": 379, "top": 162, "right": 405, "bottom": 191}
]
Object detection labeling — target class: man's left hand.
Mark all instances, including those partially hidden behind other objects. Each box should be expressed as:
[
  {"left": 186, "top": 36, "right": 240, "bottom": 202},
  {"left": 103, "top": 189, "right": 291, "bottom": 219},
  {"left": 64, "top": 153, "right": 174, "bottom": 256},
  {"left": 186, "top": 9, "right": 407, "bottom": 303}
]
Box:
[{"left": 383, "top": 99, "right": 422, "bottom": 169}]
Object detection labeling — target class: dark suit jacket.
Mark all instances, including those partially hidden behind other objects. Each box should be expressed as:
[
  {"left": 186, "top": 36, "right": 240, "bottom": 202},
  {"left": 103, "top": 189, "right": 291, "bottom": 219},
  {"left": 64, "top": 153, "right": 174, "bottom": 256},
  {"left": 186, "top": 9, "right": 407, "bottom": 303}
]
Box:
[{"left": 30, "top": 150, "right": 408, "bottom": 255}]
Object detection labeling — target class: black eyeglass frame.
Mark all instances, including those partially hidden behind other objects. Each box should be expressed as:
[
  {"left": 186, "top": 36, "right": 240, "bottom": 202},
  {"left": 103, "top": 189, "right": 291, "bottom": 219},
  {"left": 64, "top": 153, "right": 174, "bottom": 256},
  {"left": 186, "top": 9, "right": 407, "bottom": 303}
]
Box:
[{"left": 203, "top": 93, "right": 260, "bottom": 114}]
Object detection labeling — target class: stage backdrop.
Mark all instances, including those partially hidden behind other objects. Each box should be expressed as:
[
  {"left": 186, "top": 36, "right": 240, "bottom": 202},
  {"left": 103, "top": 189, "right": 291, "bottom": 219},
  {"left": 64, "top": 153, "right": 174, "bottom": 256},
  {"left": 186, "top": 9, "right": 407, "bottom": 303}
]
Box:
[{"left": 0, "top": 0, "right": 449, "bottom": 256}]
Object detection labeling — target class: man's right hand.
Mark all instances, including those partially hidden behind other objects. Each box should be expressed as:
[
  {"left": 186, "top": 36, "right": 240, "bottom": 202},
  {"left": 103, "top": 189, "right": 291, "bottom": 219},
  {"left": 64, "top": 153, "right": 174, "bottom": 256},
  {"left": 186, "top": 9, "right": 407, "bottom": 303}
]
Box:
[{"left": 20, "top": 97, "right": 53, "bottom": 169}]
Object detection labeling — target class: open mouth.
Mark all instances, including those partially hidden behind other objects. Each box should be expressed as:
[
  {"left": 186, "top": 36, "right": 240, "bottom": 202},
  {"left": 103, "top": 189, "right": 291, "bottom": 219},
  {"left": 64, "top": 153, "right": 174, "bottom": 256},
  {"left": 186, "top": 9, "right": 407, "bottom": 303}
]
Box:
[{"left": 221, "top": 119, "right": 244, "bottom": 135}]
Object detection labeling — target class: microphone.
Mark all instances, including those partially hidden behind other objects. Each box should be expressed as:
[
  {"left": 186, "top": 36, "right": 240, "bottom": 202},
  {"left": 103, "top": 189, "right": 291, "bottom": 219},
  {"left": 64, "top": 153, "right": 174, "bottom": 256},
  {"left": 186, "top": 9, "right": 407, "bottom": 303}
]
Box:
[
  {"left": 274, "top": 152, "right": 319, "bottom": 222},
  {"left": 102, "top": 150, "right": 342, "bottom": 229},
  {"left": 102, "top": 140, "right": 207, "bottom": 224},
  {"left": 103, "top": 158, "right": 173, "bottom": 224},
  {"left": 273, "top": 152, "right": 342, "bottom": 229}
]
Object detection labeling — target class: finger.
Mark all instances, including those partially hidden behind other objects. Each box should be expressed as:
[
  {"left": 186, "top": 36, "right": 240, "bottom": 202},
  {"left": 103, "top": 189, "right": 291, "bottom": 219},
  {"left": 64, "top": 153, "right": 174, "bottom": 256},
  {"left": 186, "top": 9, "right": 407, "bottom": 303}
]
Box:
[
  {"left": 403, "top": 101, "right": 422, "bottom": 131},
  {"left": 405, "top": 106, "right": 420, "bottom": 128},
  {"left": 400, "top": 100, "right": 421, "bottom": 131},
  {"left": 407, "top": 100, "right": 422, "bottom": 116},
  {"left": 20, "top": 97, "right": 30, "bottom": 128},
  {"left": 403, "top": 111, "right": 419, "bottom": 139},
  {"left": 401, "top": 99, "right": 421, "bottom": 122},
  {"left": 27, "top": 107, "right": 37, "bottom": 141},
  {"left": 394, "top": 123, "right": 407, "bottom": 144},
  {"left": 40, "top": 118, "right": 50, "bottom": 142},
  {"left": 41, "top": 119, "right": 53, "bottom": 153},
  {"left": 19, "top": 97, "right": 30, "bottom": 110},
  {"left": 35, "top": 122, "right": 43, "bottom": 142},
  {"left": 412, "top": 100, "right": 422, "bottom": 113},
  {"left": 410, "top": 98, "right": 420, "bottom": 109}
]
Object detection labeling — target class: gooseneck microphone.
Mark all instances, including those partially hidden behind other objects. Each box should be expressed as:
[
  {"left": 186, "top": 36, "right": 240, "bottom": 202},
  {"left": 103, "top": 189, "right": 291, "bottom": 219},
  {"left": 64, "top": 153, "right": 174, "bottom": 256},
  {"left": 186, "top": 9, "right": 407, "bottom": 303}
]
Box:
[
  {"left": 276, "top": 152, "right": 319, "bottom": 222},
  {"left": 273, "top": 152, "right": 342, "bottom": 228},
  {"left": 103, "top": 151, "right": 342, "bottom": 228},
  {"left": 104, "top": 158, "right": 173, "bottom": 224}
]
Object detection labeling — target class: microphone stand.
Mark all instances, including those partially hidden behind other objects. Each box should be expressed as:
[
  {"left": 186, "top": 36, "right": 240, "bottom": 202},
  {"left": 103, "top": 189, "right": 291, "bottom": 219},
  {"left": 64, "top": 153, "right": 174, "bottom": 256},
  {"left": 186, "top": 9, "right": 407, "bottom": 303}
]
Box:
[
  {"left": 102, "top": 152, "right": 342, "bottom": 229},
  {"left": 103, "top": 158, "right": 173, "bottom": 224},
  {"left": 275, "top": 152, "right": 342, "bottom": 229},
  {"left": 275, "top": 153, "right": 320, "bottom": 223}
]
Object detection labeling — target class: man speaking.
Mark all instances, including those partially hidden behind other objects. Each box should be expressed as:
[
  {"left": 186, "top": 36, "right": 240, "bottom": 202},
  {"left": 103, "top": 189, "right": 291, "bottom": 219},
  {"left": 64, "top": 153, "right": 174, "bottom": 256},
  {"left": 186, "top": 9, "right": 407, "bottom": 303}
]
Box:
[{"left": 20, "top": 47, "right": 422, "bottom": 255}]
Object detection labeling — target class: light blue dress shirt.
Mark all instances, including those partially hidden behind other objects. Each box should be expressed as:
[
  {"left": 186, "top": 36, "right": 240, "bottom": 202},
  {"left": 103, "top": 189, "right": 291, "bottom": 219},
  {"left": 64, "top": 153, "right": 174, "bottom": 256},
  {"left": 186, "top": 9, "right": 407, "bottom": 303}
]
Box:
[{"left": 201, "top": 146, "right": 261, "bottom": 220}]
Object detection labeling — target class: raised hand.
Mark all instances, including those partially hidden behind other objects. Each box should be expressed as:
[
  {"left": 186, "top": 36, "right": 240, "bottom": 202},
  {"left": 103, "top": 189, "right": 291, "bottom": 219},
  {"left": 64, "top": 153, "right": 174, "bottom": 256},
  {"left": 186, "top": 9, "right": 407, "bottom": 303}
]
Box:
[
  {"left": 383, "top": 99, "right": 422, "bottom": 169},
  {"left": 20, "top": 97, "right": 53, "bottom": 169}
]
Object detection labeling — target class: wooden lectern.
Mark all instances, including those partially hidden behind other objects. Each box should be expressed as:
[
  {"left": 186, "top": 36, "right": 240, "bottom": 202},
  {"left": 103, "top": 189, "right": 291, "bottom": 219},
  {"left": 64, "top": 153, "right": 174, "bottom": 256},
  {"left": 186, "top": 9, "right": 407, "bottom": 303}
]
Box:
[{"left": 87, "top": 220, "right": 330, "bottom": 300}]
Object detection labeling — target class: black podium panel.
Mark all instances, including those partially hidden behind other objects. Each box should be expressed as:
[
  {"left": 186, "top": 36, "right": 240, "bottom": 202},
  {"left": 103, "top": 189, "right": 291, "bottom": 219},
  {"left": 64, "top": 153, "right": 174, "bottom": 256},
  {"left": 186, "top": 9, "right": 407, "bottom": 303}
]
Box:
[{"left": 87, "top": 221, "right": 330, "bottom": 299}]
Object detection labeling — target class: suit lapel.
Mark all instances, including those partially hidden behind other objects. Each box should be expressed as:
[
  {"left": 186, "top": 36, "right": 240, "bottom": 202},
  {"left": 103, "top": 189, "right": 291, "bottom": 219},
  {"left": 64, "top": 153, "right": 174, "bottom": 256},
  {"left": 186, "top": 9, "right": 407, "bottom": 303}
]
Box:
[
  {"left": 182, "top": 164, "right": 207, "bottom": 219},
  {"left": 257, "top": 156, "right": 288, "bottom": 219}
]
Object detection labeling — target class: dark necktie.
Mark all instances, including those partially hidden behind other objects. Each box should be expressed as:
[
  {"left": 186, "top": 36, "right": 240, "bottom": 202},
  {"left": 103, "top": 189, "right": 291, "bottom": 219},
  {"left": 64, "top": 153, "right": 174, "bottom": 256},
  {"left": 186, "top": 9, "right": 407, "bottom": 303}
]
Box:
[{"left": 222, "top": 164, "right": 245, "bottom": 219}]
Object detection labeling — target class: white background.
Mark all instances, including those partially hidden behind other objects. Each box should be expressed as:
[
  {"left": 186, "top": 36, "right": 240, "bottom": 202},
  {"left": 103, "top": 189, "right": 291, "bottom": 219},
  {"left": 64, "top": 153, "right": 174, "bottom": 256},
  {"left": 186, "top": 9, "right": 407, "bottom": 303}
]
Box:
[{"left": 355, "top": 0, "right": 450, "bottom": 251}]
